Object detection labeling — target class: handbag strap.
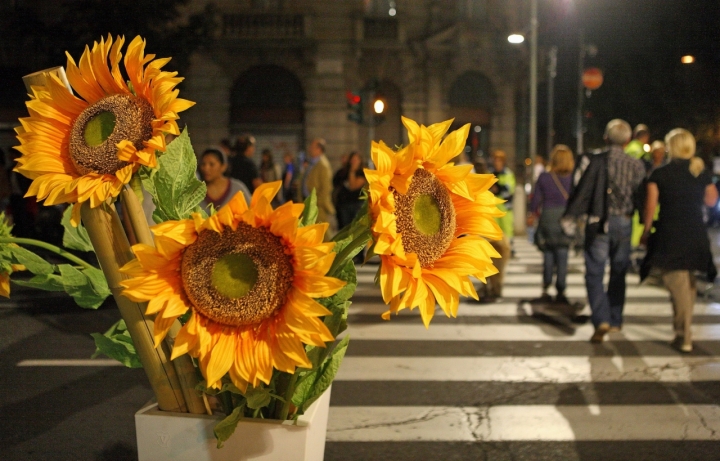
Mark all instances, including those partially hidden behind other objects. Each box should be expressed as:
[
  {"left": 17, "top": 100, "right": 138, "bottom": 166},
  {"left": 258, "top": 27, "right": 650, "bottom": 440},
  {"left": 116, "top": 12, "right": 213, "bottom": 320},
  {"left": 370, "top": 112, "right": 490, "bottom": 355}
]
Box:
[{"left": 550, "top": 172, "right": 569, "bottom": 200}]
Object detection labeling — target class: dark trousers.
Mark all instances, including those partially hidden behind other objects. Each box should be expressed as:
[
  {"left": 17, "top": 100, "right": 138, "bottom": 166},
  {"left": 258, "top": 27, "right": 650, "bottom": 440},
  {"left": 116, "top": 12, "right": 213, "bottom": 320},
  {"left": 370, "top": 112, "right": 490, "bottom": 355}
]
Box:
[
  {"left": 543, "top": 246, "right": 569, "bottom": 294},
  {"left": 584, "top": 215, "right": 632, "bottom": 328}
]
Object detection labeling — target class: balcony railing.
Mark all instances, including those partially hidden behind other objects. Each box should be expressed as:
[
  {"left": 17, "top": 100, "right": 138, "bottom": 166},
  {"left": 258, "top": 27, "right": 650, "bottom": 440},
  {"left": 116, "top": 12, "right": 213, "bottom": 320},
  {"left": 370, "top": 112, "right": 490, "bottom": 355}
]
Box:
[{"left": 222, "top": 14, "right": 307, "bottom": 39}]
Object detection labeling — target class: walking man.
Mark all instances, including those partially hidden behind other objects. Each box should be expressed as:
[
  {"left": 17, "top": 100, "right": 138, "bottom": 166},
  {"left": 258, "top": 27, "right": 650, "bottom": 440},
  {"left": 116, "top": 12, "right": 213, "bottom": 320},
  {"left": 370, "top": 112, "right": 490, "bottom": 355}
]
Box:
[
  {"left": 562, "top": 119, "right": 646, "bottom": 343},
  {"left": 302, "top": 138, "right": 335, "bottom": 225}
]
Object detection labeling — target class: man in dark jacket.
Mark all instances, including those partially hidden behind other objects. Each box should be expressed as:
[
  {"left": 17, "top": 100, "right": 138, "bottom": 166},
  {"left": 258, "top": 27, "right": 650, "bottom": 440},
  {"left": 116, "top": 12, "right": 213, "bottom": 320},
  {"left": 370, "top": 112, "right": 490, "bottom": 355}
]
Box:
[{"left": 562, "top": 119, "right": 645, "bottom": 343}]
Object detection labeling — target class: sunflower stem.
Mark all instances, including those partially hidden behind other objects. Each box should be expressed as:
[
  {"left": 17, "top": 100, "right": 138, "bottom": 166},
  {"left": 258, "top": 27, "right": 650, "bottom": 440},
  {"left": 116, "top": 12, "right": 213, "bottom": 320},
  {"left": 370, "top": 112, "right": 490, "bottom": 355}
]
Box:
[
  {"left": 0, "top": 237, "right": 95, "bottom": 271},
  {"left": 328, "top": 230, "right": 372, "bottom": 278},
  {"left": 219, "top": 391, "right": 234, "bottom": 416},
  {"left": 277, "top": 372, "right": 299, "bottom": 420}
]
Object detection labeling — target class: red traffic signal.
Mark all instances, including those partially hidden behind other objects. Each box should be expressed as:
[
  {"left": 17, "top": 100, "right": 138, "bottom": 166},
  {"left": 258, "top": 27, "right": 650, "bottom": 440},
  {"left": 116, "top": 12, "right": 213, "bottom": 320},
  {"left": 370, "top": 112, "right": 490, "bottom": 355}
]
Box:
[{"left": 346, "top": 90, "right": 361, "bottom": 105}]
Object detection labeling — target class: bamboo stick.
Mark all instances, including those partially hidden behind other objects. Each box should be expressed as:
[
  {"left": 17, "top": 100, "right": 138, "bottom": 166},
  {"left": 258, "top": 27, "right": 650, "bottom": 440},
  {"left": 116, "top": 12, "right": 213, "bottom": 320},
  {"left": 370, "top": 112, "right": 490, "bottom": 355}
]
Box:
[
  {"left": 120, "top": 186, "right": 206, "bottom": 414},
  {"left": 21, "top": 69, "right": 187, "bottom": 412},
  {"left": 81, "top": 202, "right": 188, "bottom": 413},
  {"left": 22, "top": 67, "right": 70, "bottom": 93}
]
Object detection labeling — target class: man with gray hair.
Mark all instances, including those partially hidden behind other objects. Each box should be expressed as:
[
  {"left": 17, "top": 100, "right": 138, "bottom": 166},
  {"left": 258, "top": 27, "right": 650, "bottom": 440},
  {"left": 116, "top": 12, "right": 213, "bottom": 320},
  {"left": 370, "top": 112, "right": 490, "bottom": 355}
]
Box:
[{"left": 562, "top": 119, "right": 645, "bottom": 343}]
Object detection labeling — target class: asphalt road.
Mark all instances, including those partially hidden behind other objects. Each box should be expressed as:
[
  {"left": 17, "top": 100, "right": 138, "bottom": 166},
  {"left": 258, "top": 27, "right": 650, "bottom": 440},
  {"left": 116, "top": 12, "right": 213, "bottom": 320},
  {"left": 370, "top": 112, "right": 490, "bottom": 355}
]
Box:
[{"left": 3, "top": 230, "right": 720, "bottom": 460}]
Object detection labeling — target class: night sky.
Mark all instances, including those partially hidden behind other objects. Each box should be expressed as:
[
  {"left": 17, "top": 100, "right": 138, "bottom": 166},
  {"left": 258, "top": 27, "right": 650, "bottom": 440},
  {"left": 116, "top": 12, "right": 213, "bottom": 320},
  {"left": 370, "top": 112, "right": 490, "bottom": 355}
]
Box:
[{"left": 539, "top": 0, "right": 720, "bottom": 152}]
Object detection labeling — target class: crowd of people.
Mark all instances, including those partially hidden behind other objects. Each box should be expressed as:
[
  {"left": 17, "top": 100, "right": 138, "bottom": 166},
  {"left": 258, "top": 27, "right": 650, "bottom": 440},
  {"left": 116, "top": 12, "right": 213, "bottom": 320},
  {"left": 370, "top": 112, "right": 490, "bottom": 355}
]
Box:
[
  {"left": 2, "top": 120, "right": 718, "bottom": 352},
  {"left": 198, "top": 136, "right": 367, "bottom": 236},
  {"left": 511, "top": 119, "right": 718, "bottom": 352}
]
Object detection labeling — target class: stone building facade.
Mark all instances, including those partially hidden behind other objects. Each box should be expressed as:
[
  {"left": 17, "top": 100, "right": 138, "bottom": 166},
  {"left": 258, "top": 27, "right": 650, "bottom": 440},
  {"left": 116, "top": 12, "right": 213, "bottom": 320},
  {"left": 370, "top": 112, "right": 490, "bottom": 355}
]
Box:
[{"left": 182, "top": 0, "right": 527, "bottom": 170}]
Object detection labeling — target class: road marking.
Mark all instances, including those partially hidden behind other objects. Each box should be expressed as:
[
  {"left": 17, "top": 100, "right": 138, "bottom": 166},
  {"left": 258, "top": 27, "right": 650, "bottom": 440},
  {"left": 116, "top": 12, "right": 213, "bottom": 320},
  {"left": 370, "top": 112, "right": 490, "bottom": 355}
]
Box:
[
  {"left": 327, "top": 404, "right": 720, "bottom": 441},
  {"left": 17, "top": 359, "right": 123, "bottom": 367},
  {"left": 336, "top": 356, "right": 720, "bottom": 382},
  {"left": 343, "top": 322, "right": 720, "bottom": 341}
]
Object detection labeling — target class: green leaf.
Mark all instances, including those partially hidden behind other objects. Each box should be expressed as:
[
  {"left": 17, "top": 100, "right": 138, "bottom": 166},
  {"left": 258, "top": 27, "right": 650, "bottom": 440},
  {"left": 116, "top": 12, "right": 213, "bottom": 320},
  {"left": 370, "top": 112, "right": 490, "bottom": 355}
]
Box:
[
  {"left": 129, "top": 174, "right": 144, "bottom": 204},
  {"left": 306, "top": 260, "right": 356, "bottom": 368},
  {"left": 13, "top": 273, "right": 66, "bottom": 292},
  {"left": 58, "top": 264, "right": 109, "bottom": 309},
  {"left": 83, "top": 267, "right": 111, "bottom": 299},
  {"left": 141, "top": 128, "right": 207, "bottom": 223},
  {"left": 61, "top": 205, "right": 94, "bottom": 252},
  {"left": 292, "top": 335, "right": 349, "bottom": 414},
  {"left": 214, "top": 405, "right": 244, "bottom": 448},
  {"left": 299, "top": 190, "right": 318, "bottom": 227},
  {"left": 323, "top": 259, "right": 357, "bottom": 306},
  {"left": 195, "top": 380, "right": 246, "bottom": 396},
  {"left": 245, "top": 386, "right": 272, "bottom": 410},
  {"left": 0, "top": 212, "right": 14, "bottom": 238},
  {"left": 9, "top": 246, "right": 54, "bottom": 275},
  {"left": 90, "top": 320, "right": 142, "bottom": 368}
]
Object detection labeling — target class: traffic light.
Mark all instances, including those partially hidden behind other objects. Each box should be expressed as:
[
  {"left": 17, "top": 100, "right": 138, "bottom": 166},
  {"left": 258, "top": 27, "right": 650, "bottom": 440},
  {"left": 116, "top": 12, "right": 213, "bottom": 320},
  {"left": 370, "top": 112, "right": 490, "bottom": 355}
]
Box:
[
  {"left": 372, "top": 97, "right": 385, "bottom": 125},
  {"left": 346, "top": 90, "right": 363, "bottom": 124}
]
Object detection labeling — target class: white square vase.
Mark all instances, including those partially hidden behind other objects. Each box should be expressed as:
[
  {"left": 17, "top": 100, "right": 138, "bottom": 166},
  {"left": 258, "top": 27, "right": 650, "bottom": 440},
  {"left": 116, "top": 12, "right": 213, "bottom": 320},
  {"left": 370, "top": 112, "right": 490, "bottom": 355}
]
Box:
[{"left": 135, "top": 386, "right": 331, "bottom": 461}]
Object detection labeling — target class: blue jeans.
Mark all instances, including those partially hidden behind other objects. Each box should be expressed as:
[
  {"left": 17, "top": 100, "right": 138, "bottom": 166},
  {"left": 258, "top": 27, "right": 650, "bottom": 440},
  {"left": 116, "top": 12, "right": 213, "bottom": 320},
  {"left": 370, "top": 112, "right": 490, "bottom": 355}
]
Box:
[
  {"left": 543, "top": 247, "right": 569, "bottom": 294},
  {"left": 584, "top": 216, "right": 632, "bottom": 328}
]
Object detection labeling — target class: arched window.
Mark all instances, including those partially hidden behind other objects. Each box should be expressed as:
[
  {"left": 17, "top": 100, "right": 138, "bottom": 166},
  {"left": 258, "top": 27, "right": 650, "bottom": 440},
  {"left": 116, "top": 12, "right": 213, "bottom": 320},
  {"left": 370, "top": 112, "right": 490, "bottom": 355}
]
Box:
[{"left": 230, "top": 65, "right": 304, "bottom": 125}]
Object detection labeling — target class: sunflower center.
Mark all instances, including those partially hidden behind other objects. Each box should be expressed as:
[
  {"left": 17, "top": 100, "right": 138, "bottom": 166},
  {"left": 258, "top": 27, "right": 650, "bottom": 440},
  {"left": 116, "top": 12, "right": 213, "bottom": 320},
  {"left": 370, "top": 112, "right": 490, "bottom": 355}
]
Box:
[
  {"left": 211, "top": 253, "right": 259, "bottom": 299},
  {"left": 394, "top": 168, "right": 456, "bottom": 267},
  {"left": 84, "top": 111, "right": 116, "bottom": 147},
  {"left": 180, "top": 223, "right": 294, "bottom": 326},
  {"left": 69, "top": 93, "right": 155, "bottom": 175},
  {"left": 413, "top": 194, "right": 441, "bottom": 235}
]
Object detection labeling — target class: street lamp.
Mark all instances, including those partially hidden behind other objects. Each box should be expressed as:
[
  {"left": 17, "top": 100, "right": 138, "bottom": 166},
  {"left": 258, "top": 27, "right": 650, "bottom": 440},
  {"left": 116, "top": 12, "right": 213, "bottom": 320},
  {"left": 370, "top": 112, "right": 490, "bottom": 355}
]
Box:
[
  {"left": 508, "top": 34, "right": 525, "bottom": 44},
  {"left": 681, "top": 55, "right": 695, "bottom": 64}
]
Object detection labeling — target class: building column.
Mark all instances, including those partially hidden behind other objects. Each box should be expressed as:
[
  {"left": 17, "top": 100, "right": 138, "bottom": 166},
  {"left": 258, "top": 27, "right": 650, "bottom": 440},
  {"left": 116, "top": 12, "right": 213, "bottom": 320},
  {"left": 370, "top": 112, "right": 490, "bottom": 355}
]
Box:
[{"left": 181, "top": 53, "right": 231, "bottom": 155}]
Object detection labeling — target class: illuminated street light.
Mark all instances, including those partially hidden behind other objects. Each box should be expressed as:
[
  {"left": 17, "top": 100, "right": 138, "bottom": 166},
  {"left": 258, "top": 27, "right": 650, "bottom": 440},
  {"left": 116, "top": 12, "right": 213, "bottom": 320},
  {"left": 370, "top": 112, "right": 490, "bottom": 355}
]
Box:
[
  {"left": 373, "top": 99, "right": 385, "bottom": 114},
  {"left": 681, "top": 55, "right": 695, "bottom": 64},
  {"left": 508, "top": 34, "right": 525, "bottom": 44}
]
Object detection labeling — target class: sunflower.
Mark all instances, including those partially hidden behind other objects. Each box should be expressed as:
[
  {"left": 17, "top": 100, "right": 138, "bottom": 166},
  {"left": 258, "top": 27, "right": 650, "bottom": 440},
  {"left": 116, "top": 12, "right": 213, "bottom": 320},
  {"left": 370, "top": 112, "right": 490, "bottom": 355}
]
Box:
[
  {"left": 0, "top": 264, "right": 25, "bottom": 298},
  {"left": 366, "top": 116, "right": 505, "bottom": 327},
  {"left": 14, "top": 35, "right": 194, "bottom": 225},
  {"left": 120, "top": 182, "right": 345, "bottom": 391}
]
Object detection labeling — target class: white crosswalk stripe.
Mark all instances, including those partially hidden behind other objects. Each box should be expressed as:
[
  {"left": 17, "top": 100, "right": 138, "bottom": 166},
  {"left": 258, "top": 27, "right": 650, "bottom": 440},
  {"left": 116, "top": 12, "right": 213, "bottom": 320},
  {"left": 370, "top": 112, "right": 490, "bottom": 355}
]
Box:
[{"left": 326, "top": 238, "right": 720, "bottom": 457}]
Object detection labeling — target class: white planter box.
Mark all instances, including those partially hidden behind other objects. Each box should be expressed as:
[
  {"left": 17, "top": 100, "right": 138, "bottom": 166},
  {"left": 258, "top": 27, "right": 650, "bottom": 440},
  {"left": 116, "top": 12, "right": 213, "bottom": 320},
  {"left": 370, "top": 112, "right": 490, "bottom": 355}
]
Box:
[{"left": 135, "top": 386, "right": 331, "bottom": 461}]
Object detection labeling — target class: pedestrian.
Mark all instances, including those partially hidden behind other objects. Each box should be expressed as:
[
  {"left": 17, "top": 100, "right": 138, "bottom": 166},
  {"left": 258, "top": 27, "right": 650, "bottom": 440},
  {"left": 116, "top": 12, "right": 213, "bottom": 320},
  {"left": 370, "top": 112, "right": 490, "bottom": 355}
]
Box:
[
  {"left": 259, "top": 148, "right": 282, "bottom": 206},
  {"left": 479, "top": 150, "right": 515, "bottom": 303},
  {"left": 640, "top": 129, "right": 718, "bottom": 353},
  {"left": 199, "top": 148, "right": 251, "bottom": 211},
  {"left": 632, "top": 140, "right": 668, "bottom": 248},
  {"left": 302, "top": 138, "right": 335, "bottom": 225},
  {"left": 648, "top": 140, "right": 668, "bottom": 173},
  {"left": 562, "top": 119, "right": 646, "bottom": 343},
  {"left": 625, "top": 124, "right": 650, "bottom": 161},
  {"left": 333, "top": 151, "right": 367, "bottom": 230},
  {"left": 230, "top": 135, "right": 262, "bottom": 193},
  {"left": 533, "top": 154, "right": 546, "bottom": 183},
  {"left": 282, "top": 153, "right": 296, "bottom": 205},
  {"left": 529, "top": 145, "right": 575, "bottom": 304}
]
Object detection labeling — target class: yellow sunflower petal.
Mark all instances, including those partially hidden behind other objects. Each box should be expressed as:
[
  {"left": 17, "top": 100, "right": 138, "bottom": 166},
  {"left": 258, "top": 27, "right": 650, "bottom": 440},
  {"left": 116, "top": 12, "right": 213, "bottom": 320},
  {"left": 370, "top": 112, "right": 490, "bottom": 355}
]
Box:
[
  {"left": 0, "top": 272, "right": 10, "bottom": 298},
  {"left": 204, "top": 329, "right": 237, "bottom": 388},
  {"left": 120, "top": 182, "right": 342, "bottom": 391},
  {"left": 17, "top": 35, "right": 193, "bottom": 212},
  {"left": 366, "top": 116, "right": 505, "bottom": 326}
]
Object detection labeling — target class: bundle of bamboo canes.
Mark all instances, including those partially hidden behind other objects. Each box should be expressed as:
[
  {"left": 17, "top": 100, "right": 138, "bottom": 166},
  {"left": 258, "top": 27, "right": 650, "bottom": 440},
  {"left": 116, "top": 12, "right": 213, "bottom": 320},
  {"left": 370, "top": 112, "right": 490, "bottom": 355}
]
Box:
[{"left": 22, "top": 68, "right": 205, "bottom": 414}]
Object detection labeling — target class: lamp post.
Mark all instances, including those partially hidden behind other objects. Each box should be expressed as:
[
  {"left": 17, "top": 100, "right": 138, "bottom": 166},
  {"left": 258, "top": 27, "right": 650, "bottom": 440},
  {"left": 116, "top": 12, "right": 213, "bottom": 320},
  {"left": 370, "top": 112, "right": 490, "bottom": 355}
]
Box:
[
  {"left": 529, "top": 0, "right": 538, "bottom": 185},
  {"left": 547, "top": 46, "right": 558, "bottom": 156}
]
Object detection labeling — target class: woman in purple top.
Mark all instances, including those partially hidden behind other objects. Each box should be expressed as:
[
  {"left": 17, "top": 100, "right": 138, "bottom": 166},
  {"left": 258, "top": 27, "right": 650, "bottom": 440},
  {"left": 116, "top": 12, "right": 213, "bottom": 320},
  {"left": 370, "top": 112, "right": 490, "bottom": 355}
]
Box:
[{"left": 530, "top": 145, "right": 575, "bottom": 303}]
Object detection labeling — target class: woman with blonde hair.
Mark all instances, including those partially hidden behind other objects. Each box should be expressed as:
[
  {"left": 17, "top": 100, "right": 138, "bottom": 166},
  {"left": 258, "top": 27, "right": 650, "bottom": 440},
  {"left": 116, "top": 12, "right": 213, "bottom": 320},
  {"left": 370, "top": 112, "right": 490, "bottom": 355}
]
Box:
[
  {"left": 641, "top": 128, "right": 718, "bottom": 352},
  {"left": 530, "top": 144, "right": 575, "bottom": 303}
]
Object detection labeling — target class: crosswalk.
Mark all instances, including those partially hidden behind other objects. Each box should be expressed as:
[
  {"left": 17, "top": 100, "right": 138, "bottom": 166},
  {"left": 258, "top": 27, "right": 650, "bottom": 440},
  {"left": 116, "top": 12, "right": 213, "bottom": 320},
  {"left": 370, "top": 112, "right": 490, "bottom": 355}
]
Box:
[{"left": 324, "top": 238, "right": 720, "bottom": 460}]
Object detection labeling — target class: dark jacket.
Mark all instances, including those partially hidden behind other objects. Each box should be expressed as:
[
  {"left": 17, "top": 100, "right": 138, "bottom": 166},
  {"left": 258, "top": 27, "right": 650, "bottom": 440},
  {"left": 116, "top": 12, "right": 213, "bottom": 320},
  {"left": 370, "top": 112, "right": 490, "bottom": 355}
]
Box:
[{"left": 561, "top": 151, "right": 609, "bottom": 249}]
